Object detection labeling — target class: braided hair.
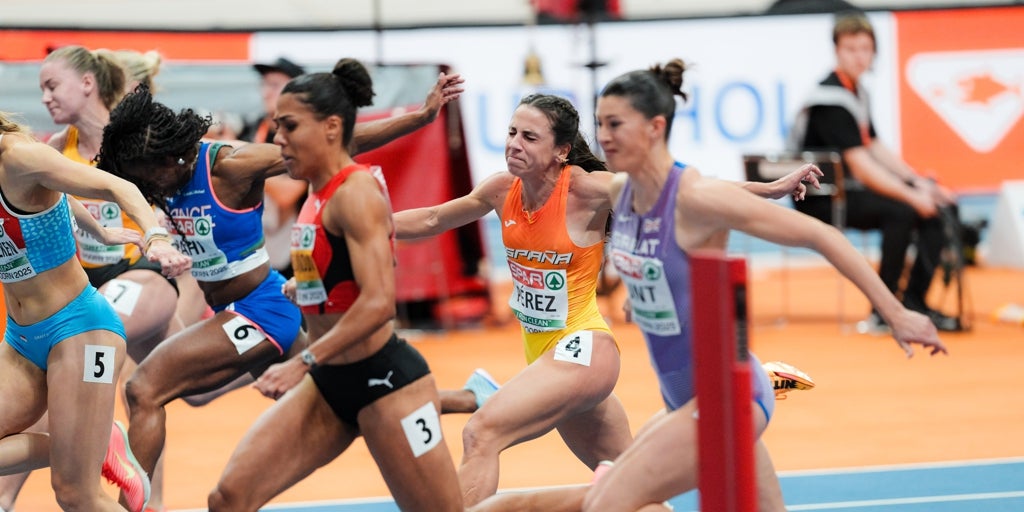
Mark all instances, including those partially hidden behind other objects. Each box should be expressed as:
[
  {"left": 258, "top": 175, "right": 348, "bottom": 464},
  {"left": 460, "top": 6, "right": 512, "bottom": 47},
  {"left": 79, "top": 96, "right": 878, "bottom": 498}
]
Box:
[
  {"left": 97, "top": 85, "right": 211, "bottom": 213},
  {"left": 518, "top": 94, "right": 607, "bottom": 173}
]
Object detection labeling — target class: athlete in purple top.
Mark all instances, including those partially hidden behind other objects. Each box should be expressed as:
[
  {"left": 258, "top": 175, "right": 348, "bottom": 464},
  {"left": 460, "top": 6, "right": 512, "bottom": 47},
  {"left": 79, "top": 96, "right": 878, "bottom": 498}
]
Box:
[
  {"left": 470, "top": 59, "right": 948, "bottom": 512},
  {"left": 584, "top": 58, "right": 948, "bottom": 512},
  {"left": 609, "top": 160, "right": 775, "bottom": 421}
]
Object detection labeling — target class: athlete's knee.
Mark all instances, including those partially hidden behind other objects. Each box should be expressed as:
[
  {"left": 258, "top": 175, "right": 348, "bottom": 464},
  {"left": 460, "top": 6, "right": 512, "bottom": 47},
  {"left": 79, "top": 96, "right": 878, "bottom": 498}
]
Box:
[
  {"left": 209, "top": 481, "right": 255, "bottom": 512},
  {"left": 124, "top": 370, "right": 161, "bottom": 411},
  {"left": 461, "top": 412, "right": 503, "bottom": 458},
  {"left": 50, "top": 474, "right": 94, "bottom": 512}
]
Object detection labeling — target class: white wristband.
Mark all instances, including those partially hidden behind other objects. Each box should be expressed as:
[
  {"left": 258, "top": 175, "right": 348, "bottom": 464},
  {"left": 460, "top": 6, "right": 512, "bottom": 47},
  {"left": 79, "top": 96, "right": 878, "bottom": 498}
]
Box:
[{"left": 144, "top": 226, "right": 170, "bottom": 242}]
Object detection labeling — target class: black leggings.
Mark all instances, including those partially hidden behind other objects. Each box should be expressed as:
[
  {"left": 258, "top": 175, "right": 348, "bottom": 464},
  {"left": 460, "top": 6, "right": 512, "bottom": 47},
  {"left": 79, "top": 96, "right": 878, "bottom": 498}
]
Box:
[{"left": 795, "top": 190, "right": 949, "bottom": 310}]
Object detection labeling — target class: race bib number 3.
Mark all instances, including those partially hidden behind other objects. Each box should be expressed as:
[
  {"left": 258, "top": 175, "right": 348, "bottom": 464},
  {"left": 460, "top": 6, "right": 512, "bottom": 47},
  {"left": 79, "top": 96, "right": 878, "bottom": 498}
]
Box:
[
  {"left": 83, "top": 345, "right": 116, "bottom": 384},
  {"left": 400, "top": 402, "right": 443, "bottom": 458},
  {"left": 553, "top": 330, "right": 594, "bottom": 366}
]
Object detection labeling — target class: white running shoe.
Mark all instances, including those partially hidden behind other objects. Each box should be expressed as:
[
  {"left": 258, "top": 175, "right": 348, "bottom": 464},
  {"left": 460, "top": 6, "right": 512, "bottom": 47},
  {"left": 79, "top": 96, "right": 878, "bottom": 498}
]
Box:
[{"left": 463, "top": 368, "right": 500, "bottom": 409}]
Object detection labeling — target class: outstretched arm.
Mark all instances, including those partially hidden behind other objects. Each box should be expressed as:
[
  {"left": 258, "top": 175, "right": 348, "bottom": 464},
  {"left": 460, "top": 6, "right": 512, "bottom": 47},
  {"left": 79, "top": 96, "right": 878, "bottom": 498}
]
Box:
[
  {"left": 393, "top": 171, "right": 512, "bottom": 240},
  {"left": 69, "top": 196, "right": 144, "bottom": 247},
  {"left": 9, "top": 138, "right": 191, "bottom": 277},
  {"left": 351, "top": 72, "right": 465, "bottom": 155},
  {"left": 740, "top": 163, "right": 823, "bottom": 201},
  {"left": 680, "top": 176, "right": 948, "bottom": 357}
]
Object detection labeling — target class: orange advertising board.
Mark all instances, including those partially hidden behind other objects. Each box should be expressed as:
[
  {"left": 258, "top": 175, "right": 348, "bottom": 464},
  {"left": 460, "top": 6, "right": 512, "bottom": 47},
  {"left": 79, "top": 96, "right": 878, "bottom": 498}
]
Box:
[
  {"left": 0, "top": 30, "right": 251, "bottom": 61},
  {"left": 897, "top": 7, "right": 1024, "bottom": 192}
]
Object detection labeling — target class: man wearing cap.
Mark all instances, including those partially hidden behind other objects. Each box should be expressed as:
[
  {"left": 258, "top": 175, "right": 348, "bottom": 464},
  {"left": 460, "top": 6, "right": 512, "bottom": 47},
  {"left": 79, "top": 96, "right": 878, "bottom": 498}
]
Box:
[
  {"left": 238, "top": 57, "right": 309, "bottom": 278},
  {"left": 241, "top": 56, "right": 306, "bottom": 143}
]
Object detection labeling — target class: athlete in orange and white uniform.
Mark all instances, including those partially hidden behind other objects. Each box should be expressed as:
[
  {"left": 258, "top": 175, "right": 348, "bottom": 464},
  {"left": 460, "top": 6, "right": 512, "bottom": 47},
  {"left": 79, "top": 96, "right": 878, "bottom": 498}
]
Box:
[
  {"left": 502, "top": 165, "right": 613, "bottom": 363},
  {"left": 394, "top": 94, "right": 632, "bottom": 507}
]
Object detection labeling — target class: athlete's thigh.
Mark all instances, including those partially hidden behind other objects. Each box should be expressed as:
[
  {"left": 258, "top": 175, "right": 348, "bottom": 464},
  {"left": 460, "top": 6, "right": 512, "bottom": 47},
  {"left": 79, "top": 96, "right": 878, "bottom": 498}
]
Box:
[
  {"left": 45, "top": 329, "right": 125, "bottom": 486},
  {"left": 217, "top": 377, "right": 354, "bottom": 503},
  {"left": 0, "top": 344, "right": 47, "bottom": 436},
  {"left": 171, "top": 271, "right": 209, "bottom": 329},
  {"left": 360, "top": 375, "right": 462, "bottom": 512},
  {"left": 471, "top": 331, "right": 620, "bottom": 446},
  {"left": 585, "top": 401, "right": 700, "bottom": 511},
  {"left": 130, "top": 311, "right": 281, "bottom": 403},
  {"left": 755, "top": 439, "right": 786, "bottom": 512},
  {"left": 99, "top": 269, "right": 177, "bottom": 349},
  {"left": 555, "top": 391, "right": 633, "bottom": 469}
]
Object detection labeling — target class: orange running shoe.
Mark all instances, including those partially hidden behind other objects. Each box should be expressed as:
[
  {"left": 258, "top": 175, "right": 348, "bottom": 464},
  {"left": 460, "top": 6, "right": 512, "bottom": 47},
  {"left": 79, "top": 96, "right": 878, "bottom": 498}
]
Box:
[
  {"left": 762, "top": 361, "right": 816, "bottom": 400},
  {"left": 102, "top": 421, "right": 151, "bottom": 512}
]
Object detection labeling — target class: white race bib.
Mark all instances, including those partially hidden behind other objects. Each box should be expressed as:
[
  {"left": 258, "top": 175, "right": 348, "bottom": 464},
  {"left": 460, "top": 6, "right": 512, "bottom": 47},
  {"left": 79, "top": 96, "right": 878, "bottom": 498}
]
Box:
[
  {"left": 553, "top": 330, "right": 594, "bottom": 366},
  {"left": 613, "top": 249, "right": 682, "bottom": 335},
  {"left": 290, "top": 223, "right": 328, "bottom": 306},
  {"left": 507, "top": 260, "right": 569, "bottom": 331},
  {"left": 76, "top": 200, "right": 127, "bottom": 265},
  {"left": 172, "top": 216, "right": 231, "bottom": 280},
  {"left": 400, "top": 402, "right": 443, "bottom": 458}
]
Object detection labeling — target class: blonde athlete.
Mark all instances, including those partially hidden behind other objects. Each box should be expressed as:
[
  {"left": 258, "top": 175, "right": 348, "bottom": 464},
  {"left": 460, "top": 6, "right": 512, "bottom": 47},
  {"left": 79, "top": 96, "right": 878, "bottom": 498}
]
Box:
[{"left": 0, "top": 113, "right": 189, "bottom": 511}]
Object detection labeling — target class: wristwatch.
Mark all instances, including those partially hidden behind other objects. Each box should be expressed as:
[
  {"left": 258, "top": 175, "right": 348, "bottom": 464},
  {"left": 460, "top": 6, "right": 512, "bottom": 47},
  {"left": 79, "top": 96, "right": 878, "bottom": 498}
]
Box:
[{"left": 299, "top": 349, "right": 318, "bottom": 368}]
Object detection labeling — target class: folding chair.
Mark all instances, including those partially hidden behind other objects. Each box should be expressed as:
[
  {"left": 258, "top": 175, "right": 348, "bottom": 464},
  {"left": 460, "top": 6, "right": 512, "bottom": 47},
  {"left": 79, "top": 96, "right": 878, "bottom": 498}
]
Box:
[{"left": 742, "top": 151, "right": 862, "bottom": 328}]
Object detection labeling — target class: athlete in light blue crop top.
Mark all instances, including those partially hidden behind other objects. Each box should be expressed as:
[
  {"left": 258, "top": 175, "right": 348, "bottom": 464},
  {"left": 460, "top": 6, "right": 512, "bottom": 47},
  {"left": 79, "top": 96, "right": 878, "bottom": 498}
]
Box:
[
  {"left": 0, "top": 124, "right": 189, "bottom": 511},
  {"left": 0, "top": 190, "right": 77, "bottom": 283}
]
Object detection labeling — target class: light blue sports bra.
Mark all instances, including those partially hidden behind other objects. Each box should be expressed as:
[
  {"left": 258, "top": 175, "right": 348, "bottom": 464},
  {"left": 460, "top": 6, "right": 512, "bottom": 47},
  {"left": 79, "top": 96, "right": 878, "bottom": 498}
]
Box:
[{"left": 0, "top": 134, "right": 78, "bottom": 282}]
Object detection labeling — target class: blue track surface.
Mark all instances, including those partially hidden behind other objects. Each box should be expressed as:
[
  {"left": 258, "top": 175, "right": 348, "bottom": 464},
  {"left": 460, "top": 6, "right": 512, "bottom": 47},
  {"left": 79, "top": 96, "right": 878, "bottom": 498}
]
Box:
[{"left": 209, "top": 458, "right": 1024, "bottom": 511}]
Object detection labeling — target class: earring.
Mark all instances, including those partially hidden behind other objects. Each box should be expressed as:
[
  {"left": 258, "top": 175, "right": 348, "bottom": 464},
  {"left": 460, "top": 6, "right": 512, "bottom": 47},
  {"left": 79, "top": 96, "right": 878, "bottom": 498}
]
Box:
[{"left": 177, "top": 157, "right": 185, "bottom": 165}]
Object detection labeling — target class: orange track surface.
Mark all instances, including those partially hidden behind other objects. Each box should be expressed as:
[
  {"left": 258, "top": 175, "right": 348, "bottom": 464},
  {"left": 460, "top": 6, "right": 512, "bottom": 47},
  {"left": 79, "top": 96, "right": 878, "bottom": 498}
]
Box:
[{"left": 15, "top": 264, "right": 1024, "bottom": 510}]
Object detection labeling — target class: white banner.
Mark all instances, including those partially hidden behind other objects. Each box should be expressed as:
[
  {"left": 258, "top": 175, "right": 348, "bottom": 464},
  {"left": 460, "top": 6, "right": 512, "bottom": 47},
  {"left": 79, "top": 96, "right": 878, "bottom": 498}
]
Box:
[{"left": 252, "top": 12, "right": 898, "bottom": 184}]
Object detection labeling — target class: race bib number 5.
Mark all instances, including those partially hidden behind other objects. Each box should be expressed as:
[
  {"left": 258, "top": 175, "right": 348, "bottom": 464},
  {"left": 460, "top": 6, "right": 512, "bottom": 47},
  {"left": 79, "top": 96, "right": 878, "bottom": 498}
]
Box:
[{"left": 83, "top": 345, "right": 116, "bottom": 384}]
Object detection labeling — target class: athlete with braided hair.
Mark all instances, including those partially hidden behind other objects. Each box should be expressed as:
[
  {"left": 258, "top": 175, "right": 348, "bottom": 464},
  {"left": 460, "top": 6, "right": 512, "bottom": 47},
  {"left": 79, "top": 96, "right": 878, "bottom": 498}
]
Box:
[{"left": 97, "top": 71, "right": 463, "bottom": 506}]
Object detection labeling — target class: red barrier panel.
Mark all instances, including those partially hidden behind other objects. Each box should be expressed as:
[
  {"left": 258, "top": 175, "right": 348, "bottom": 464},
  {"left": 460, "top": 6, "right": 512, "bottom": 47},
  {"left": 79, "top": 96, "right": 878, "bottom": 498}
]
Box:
[{"left": 691, "top": 250, "right": 755, "bottom": 512}]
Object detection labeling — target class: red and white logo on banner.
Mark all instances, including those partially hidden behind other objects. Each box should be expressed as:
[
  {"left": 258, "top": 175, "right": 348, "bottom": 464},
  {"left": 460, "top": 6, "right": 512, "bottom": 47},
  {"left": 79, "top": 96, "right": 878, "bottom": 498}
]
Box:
[{"left": 906, "top": 49, "right": 1024, "bottom": 153}]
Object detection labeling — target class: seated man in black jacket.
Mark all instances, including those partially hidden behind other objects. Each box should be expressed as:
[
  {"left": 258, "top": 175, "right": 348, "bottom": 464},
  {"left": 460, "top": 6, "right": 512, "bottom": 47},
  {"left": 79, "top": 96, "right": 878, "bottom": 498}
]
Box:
[{"left": 789, "top": 13, "right": 959, "bottom": 332}]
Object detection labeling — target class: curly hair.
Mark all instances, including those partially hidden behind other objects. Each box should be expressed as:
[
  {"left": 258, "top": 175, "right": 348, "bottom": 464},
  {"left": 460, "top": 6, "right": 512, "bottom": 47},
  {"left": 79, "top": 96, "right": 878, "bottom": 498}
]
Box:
[{"left": 97, "top": 85, "right": 211, "bottom": 211}]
